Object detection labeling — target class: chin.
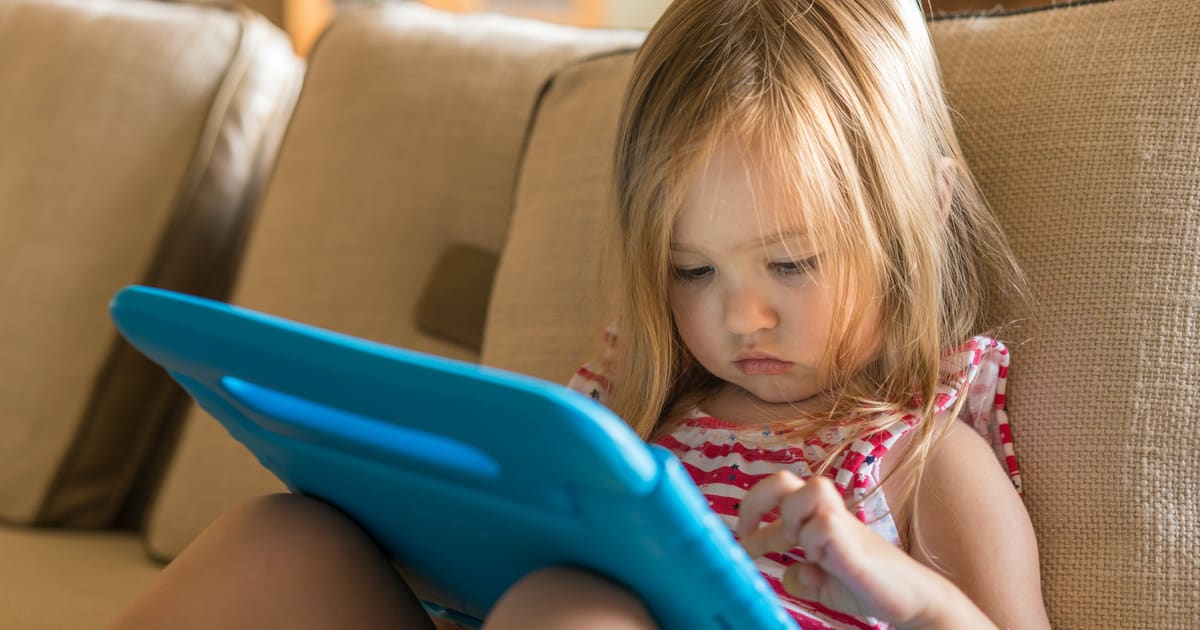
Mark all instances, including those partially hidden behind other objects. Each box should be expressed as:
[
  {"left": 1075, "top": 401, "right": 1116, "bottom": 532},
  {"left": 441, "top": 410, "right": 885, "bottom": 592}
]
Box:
[{"left": 741, "top": 381, "right": 815, "bottom": 405}]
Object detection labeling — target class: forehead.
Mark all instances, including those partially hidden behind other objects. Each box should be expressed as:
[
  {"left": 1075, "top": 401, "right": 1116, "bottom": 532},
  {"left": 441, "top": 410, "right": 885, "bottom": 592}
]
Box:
[{"left": 672, "top": 136, "right": 803, "bottom": 249}]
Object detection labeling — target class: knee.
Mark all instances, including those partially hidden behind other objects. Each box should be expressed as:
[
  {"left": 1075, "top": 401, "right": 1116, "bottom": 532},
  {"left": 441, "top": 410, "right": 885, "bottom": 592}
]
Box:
[
  {"left": 118, "top": 495, "right": 435, "bottom": 630},
  {"left": 199, "top": 493, "right": 378, "bottom": 571},
  {"left": 486, "top": 566, "right": 658, "bottom": 630},
  {"left": 217, "top": 493, "right": 348, "bottom": 534}
]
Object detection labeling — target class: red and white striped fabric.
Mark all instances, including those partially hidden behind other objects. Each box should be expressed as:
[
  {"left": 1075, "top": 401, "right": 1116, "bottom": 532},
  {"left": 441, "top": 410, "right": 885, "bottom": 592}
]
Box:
[{"left": 567, "top": 327, "right": 1019, "bottom": 630}]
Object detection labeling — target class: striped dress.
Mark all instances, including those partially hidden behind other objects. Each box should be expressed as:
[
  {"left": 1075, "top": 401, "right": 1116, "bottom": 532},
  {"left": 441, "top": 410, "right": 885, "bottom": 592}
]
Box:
[{"left": 567, "top": 328, "right": 1020, "bottom": 630}]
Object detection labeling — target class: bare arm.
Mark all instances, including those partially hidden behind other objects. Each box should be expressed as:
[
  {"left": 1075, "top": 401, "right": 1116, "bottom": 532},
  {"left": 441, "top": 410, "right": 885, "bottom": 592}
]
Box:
[
  {"left": 737, "top": 470, "right": 996, "bottom": 628},
  {"left": 736, "top": 418, "right": 1049, "bottom": 628},
  {"left": 894, "top": 420, "right": 1050, "bottom": 629}
]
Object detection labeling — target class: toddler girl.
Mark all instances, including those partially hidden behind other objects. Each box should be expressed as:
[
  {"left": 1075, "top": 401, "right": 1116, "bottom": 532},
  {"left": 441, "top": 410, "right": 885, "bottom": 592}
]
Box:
[
  {"left": 110, "top": 0, "right": 1049, "bottom": 628},
  {"left": 567, "top": 0, "right": 1051, "bottom": 626}
]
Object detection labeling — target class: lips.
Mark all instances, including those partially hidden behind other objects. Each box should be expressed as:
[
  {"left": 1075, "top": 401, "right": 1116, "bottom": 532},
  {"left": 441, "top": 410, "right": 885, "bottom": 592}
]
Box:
[{"left": 734, "top": 357, "right": 794, "bottom": 376}]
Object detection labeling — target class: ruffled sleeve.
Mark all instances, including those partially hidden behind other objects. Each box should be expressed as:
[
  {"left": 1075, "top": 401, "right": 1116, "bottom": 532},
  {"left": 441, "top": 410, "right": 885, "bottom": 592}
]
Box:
[
  {"left": 936, "top": 336, "right": 1022, "bottom": 495},
  {"left": 565, "top": 322, "right": 619, "bottom": 407},
  {"left": 832, "top": 336, "right": 1023, "bottom": 519}
]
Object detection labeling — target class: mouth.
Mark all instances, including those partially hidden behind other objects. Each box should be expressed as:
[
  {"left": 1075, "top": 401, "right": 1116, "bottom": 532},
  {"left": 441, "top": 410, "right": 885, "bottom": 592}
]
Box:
[{"left": 733, "top": 358, "right": 794, "bottom": 376}]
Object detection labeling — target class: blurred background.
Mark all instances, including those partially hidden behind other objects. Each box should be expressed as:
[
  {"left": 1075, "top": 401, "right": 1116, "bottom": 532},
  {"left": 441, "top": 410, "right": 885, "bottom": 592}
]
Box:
[{"left": 241, "top": 0, "right": 1067, "bottom": 55}]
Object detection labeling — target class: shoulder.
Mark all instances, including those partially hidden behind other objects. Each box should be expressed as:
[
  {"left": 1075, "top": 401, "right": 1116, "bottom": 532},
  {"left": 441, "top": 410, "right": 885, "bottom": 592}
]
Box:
[
  {"left": 880, "top": 412, "right": 1019, "bottom": 537},
  {"left": 903, "top": 415, "right": 1049, "bottom": 628},
  {"left": 918, "top": 417, "right": 1017, "bottom": 506}
]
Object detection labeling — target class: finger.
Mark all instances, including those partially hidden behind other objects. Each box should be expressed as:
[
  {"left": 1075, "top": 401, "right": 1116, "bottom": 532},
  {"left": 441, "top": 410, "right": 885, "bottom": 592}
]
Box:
[
  {"left": 777, "top": 476, "right": 848, "bottom": 562},
  {"left": 778, "top": 476, "right": 842, "bottom": 525},
  {"left": 739, "top": 520, "right": 799, "bottom": 557},
  {"left": 735, "top": 471, "right": 806, "bottom": 538},
  {"left": 793, "top": 485, "right": 874, "bottom": 571},
  {"left": 742, "top": 477, "right": 843, "bottom": 557}
]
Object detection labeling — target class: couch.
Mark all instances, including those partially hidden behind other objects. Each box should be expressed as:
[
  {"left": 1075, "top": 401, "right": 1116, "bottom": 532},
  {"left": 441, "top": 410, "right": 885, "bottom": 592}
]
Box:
[{"left": 1, "top": 0, "right": 1197, "bottom": 628}]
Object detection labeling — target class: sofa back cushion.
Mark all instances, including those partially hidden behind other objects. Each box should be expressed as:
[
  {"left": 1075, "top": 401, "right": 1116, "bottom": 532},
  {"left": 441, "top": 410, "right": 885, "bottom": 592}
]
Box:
[
  {"left": 142, "top": 3, "right": 645, "bottom": 561},
  {"left": 482, "top": 0, "right": 1200, "bottom": 627},
  {"left": 0, "top": 0, "right": 300, "bottom": 527},
  {"left": 482, "top": 51, "right": 636, "bottom": 384}
]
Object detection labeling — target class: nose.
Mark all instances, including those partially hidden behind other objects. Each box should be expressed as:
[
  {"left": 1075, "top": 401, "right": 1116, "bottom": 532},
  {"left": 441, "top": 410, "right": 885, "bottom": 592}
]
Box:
[{"left": 723, "top": 283, "right": 778, "bottom": 336}]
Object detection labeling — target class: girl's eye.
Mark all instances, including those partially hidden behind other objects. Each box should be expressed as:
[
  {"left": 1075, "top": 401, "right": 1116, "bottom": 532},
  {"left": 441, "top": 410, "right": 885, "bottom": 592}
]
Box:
[
  {"left": 671, "top": 265, "right": 713, "bottom": 282},
  {"left": 770, "top": 257, "right": 817, "bottom": 277}
]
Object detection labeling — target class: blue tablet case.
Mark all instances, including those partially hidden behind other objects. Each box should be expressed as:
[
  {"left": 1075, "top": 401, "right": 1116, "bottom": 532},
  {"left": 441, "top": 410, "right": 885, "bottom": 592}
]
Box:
[{"left": 110, "top": 285, "right": 797, "bottom": 630}]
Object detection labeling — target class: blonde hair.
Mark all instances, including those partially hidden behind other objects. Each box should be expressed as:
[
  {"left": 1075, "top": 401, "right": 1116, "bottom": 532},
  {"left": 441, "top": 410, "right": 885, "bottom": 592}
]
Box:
[{"left": 607, "top": 0, "right": 1026, "bottom": 512}]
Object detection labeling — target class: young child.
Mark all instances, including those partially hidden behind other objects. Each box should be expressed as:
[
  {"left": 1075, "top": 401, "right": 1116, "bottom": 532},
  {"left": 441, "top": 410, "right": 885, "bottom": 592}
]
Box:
[
  {"left": 109, "top": 1, "right": 1048, "bottom": 629},
  {"left": 566, "top": 0, "right": 1050, "bottom": 627}
]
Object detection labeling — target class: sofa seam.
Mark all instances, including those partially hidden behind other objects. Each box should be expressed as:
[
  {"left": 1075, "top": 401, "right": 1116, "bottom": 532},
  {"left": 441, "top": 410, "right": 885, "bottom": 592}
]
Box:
[
  {"left": 134, "top": 11, "right": 337, "bottom": 563},
  {"left": 32, "top": 4, "right": 263, "bottom": 528},
  {"left": 122, "top": 20, "right": 306, "bottom": 536}
]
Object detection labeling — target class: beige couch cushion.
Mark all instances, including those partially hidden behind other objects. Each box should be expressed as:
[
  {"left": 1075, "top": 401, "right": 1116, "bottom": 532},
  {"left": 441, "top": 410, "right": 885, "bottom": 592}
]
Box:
[
  {"left": 0, "top": 526, "right": 161, "bottom": 629},
  {"left": 483, "top": 51, "right": 636, "bottom": 383},
  {"left": 932, "top": 2, "right": 1200, "bottom": 625},
  {"left": 483, "top": 0, "right": 1200, "bottom": 627},
  {"left": 0, "top": 0, "right": 300, "bottom": 527},
  {"left": 144, "top": 4, "right": 645, "bottom": 561}
]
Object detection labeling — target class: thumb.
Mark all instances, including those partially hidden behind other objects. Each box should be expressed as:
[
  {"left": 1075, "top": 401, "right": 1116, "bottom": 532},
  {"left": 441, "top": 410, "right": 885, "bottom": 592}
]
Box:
[{"left": 781, "top": 562, "right": 827, "bottom": 601}]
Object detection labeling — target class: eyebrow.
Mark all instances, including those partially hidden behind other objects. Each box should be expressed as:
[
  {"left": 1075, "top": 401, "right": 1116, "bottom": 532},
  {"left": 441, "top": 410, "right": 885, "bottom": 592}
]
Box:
[{"left": 669, "top": 229, "right": 807, "bottom": 254}]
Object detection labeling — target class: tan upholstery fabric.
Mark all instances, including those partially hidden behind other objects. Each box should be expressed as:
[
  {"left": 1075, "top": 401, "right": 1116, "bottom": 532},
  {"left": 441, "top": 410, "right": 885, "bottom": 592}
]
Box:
[
  {"left": 0, "top": 526, "right": 160, "bottom": 629},
  {"left": 416, "top": 244, "right": 501, "bottom": 352},
  {"left": 932, "top": 1, "right": 1200, "bottom": 626},
  {"left": 484, "top": 0, "right": 1200, "bottom": 626},
  {"left": 483, "top": 52, "right": 637, "bottom": 382},
  {"left": 145, "top": 4, "right": 645, "bottom": 561},
  {"left": 0, "top": 0, "right": 300, "bottom": 527}
]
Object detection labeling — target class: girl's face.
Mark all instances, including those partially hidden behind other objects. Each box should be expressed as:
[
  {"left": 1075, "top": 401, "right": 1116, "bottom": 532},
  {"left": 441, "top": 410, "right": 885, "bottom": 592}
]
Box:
[{"left": 668, "top": 138, "right": 850, "bottom": 408}]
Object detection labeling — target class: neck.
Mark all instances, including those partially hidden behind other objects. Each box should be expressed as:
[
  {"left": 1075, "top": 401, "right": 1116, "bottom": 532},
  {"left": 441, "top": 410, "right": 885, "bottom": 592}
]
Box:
[{"left": 700, "top": 383, "right": 834, "bottom": 425}]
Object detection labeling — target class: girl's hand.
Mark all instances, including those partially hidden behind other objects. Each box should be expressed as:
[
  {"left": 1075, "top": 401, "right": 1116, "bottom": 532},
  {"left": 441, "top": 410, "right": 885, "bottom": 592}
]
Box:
[{"left": 735, "top": 471, "right": 964, "bottom": 628}]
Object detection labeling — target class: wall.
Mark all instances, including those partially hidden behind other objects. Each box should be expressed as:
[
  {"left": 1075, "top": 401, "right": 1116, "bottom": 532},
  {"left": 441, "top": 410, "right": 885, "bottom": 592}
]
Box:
[{"left": 605, "top": 0, "right": 670, "bottom": 29}]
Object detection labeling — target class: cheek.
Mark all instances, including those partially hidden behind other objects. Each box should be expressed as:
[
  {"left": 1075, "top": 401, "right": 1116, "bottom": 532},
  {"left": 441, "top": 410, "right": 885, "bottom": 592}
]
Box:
[
  {"left": 668, "top": 288, "right": 711, "bottom": 352},
  {"left": 808, "top": 289, "right": 836, "bottom": 337},
  {"left": 786, "top": 285, "right": 836, "bottom": 360},
  {"left": 845, "top": 296, "right": 885, "bottom": 368}
]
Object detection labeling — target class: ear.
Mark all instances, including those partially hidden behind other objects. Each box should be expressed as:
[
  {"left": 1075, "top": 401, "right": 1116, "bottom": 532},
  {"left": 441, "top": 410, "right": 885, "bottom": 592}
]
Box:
[{"left": 936, "top": 155, "right": 957, "bottom": 223}]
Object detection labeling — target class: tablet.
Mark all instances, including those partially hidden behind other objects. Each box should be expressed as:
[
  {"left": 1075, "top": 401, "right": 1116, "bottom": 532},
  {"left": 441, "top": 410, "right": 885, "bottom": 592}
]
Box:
[{"left": 110, "top": 285, "right": 797, "bottom": 630}]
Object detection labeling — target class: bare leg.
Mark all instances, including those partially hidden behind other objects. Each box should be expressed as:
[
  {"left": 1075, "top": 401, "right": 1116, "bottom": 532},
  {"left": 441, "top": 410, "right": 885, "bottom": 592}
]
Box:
[
  {"left": 108, "top": 494, "right": 656, "bottom": 630},
  {"left": 483, "top": 566, "right": 658, "bottom": 630},
  {"left": 107, "top": 493, "right": 435, "bottom": 630}
]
